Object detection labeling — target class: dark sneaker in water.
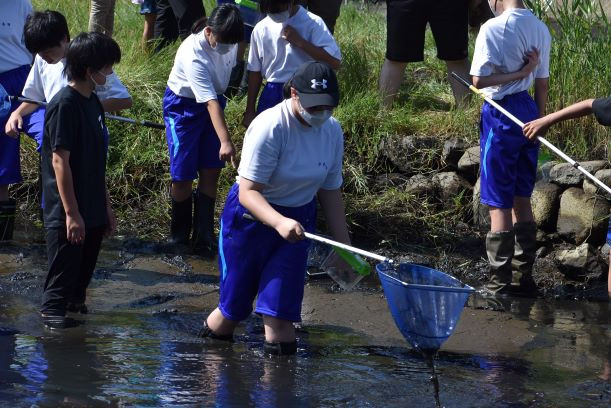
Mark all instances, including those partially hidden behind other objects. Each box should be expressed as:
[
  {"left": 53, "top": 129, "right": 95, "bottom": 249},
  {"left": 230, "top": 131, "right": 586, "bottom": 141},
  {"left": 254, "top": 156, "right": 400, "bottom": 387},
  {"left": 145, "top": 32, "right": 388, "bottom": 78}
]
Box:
[
  {"left": 41, "top": 314, "right": 80, "bottom": 329},
  {"left": 67, "top": 303, "right": 88, "bottom": 314}
]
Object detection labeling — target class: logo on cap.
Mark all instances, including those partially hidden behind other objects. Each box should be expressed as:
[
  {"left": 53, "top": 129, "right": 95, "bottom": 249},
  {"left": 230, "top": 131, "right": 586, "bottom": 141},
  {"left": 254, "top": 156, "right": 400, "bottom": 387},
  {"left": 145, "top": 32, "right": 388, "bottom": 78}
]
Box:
[{"left": 311, "top": 79, "right": 328, "bottom": 90}]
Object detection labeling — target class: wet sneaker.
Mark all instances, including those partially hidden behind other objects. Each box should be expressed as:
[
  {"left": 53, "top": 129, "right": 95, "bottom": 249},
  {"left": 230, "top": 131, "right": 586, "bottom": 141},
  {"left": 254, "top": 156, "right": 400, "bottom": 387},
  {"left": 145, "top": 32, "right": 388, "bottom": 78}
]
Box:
[
  {"left": 470, "top": 288, "right": 507, "bottom": 312},
  {"left": 197, "top": 320, "right": 233, "bottom": 342},
  {"left": 41, "top": 314, "right": 79, "bottom": 329},
  {"left": 67, "top": 303, "right": 88, "bottom": 314}
]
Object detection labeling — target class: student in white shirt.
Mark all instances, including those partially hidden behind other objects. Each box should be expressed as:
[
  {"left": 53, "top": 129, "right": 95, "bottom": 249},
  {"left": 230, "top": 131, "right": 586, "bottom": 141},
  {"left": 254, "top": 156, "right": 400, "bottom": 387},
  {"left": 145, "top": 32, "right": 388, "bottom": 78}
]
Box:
[
  {"left": 0, "top": 0, "right": 33, "bottom": 241},
  {"left": 470, "top": 0, "right": 551, "bottom": 298},
  {"left": 242, "top": 0, "right": 341, "bottom": 128},
  {"left": 162, "top": 4, "right": 242, "bottom": 256},
  {"left": 5, "top": 10, "right": 132, "bottom": 151},
  {"left": 201, "top": 62, "right": 351, "bottom": 356}
]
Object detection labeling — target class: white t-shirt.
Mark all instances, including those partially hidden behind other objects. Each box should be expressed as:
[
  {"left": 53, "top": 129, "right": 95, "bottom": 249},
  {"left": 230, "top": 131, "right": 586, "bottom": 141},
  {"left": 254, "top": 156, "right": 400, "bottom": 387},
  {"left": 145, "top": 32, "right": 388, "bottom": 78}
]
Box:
[
  {"left": 22, "top": 55, "right": 131, "bottom": 103},
  {"left": 167, "top": 30, "right": 237, "bottom": 103},
  {"left": 470, "top": 8, "right": 551, "bottom": 100},
  {"left": 239, "top": 99, "right": 344, "bottom": 207},
  {"left": 247, "top": 6, "right": 341, "bottom": 83},
  {"left": 0, "top": 0, "right": 33, "bottom": 73}
]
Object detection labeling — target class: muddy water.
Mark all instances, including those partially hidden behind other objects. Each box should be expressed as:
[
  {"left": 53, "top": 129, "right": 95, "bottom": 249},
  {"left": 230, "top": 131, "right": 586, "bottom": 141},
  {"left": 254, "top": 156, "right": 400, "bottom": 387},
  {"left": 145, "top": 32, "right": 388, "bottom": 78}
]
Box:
[{"left": 0, "top": 230, "right": 609, "bottom": 407}]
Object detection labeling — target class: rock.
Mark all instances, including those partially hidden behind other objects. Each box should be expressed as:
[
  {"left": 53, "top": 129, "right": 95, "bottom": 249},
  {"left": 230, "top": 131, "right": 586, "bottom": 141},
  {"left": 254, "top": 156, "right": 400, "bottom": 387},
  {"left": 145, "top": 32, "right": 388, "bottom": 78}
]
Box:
[
  {"left": 549, "top": 160, "right": 608, "bottom": 187},
  {"left": 554, "top": 243, "right": 606, "bottom": 280},
  {"left": 472, "top": 178, "right": 490, "bottom": 227},
  {"left": 441, "top": 138, "right": 468, "bottom": 169},
  {"left": 583, "top": 168, "right": 611, "bottom": 200},
  {"left": 373, "top": 173, "right": 408, "bottom": 191},
  {"left": 602, "top": 243, "right": 610, "bottom": 261},
  {"left": 405, "top": 174, "right": 436, "bottom": 196},
  {"left": 432, "top": 172, "right": 472, "bottom": 200},
  {"left": 536, "top": 246, "right": 549, "bottom": 258},
  {"left": 378, "top": 135, "right": 440, "bottom": 173},
  {"left": 536, "top": 161, "right": 558, "bottom": 182},
  {"left": 531, "top": 181, "right": 562, "bottom": 231},
  {"left": 557, "top": 187, "right": 610, "bottom": 245},
  {"left": 457, "top": 146, "right": 480, "bottom": 183}
]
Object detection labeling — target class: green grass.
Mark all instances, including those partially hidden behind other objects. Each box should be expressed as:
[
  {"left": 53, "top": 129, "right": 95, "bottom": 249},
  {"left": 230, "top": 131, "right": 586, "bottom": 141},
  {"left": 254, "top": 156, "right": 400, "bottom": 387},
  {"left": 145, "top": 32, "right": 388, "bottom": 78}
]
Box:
[{"left": 17, "top": 0, "right": 610, "bottom": 247}]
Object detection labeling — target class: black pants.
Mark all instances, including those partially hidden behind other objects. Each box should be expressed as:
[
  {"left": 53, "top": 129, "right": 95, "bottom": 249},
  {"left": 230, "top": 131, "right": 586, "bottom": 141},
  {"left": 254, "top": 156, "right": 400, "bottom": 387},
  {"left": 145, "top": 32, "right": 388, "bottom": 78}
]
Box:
[
  {"left": 41, "top": 225, "right": 106, "bottom": 316},
  {"left": 154, "top": 0, "right": 205, "bottom": 48}
]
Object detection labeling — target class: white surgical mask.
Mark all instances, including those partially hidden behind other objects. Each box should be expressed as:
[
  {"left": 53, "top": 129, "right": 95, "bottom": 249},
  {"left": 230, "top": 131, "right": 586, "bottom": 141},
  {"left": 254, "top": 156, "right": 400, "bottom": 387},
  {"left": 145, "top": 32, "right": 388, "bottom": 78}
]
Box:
[
  {"left": 299, "top": 105, "right": 332, "bottom": 127},
  {"left": 268, "top": 11, "right": 290, "bottom": 23},
  {"left": 213, "top": 42, "right": 234, "bottom": 55},
  {"left": 90, "top": 71, "right": 112, "bottom": 88}
]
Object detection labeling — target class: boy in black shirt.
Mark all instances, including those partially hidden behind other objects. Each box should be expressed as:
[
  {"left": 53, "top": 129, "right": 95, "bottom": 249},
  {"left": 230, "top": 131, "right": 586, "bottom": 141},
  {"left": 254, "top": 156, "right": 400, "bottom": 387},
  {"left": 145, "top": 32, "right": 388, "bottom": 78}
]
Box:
[{"left": 40, "top": 32, "right": 120, "bottom": 328}]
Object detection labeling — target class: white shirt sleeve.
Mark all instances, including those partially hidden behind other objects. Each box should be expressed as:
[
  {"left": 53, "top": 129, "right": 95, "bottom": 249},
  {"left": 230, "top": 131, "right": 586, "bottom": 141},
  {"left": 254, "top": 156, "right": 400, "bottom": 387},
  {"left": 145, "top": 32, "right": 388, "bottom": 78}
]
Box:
[
  {"left": 96, "top": 72, "right": 131, "bottom": 100},
  {"left": 21, "top": 61, "right": 45, "bottom": 101},
  {"left": 239, "top": 118, "right": 282, "bottom": 185},
  {"left": 535, "top": 29, "right": 551, "bottom": 79},
  {"left": 189, "top": 56, "right": 218, "bottom": 103},
  {"left": 470, "top": 24, "right": 503, "bottom": 77},
  {"left": 321, "top": 120, "right": 344, "bottom": 190},
  {"left": 310, "top": 17, "right": 341, "bottom": 60},
  {"left": 247, "top": 27, "right": 263, "bottom": 73}
]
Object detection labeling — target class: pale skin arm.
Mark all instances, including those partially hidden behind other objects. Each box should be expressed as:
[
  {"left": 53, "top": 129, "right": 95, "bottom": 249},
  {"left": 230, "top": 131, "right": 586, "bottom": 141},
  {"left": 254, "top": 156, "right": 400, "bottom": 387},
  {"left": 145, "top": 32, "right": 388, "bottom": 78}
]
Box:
[
  {"left": 472, "top": 49, "right": 540, "bottom": 89},
  {"left": 4, "top": 102, "right": 40, "bottom": 137},
  {"left": 52, "top": 149, "right": 85, "bottom": 245},
  {"left": 101, "top": 97, "right": 132, "bottom": 112},
  {"left": 533, "top": 77, "right": 549, "bottom": 118},
  {"left": 317, "top": 188, "right": 351, "bottom": 245},
  {"left": 207, "top": 99, "right": 237, "bottom": 168},
  {"left": 238, "top": 177, "right": 305, "bottom": 242},
  {"left": 243, "top": 70, "right": 263, "bottom": 128},
  {"left": 523, "top": 99, "right": 594, "bottom": 140},
  {"left": 282, "top": 25, "right": 341, "bottom": 70}
]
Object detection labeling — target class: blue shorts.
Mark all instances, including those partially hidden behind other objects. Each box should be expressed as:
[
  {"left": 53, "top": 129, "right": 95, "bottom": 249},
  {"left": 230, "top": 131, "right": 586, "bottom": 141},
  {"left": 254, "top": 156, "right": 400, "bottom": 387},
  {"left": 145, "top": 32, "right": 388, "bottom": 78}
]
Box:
[
  {"left": 218, "top": 183, "right": 316, "bottom": 322},
  {"left": 256, "top": 82, "right": 285, "bottom": 114},
  {"left": 163, "top": 87, "right": 226, "bottom": 182},
  {"left": 480, "top": 91, "right": 540, "bottom": 209},
  {"left": 606, "top": 219, "right": 611, "bottom": 245},
  {"left": 22, "top": 107, "right": 45, "bottom": 152},
  {"left": 140, "top": 0, "right": 157, "bottom": 14},
  {"left": 0, "top": 65, "right": 30, "bottom": 185}
]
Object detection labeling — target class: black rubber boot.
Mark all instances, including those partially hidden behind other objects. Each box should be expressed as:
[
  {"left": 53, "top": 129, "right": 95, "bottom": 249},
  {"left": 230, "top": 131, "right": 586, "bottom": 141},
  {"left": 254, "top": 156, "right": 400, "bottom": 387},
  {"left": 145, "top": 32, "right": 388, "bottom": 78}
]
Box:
[
  {"left": 264, "top": 340, "right": 297, "bottom": 356},
  {"left": 483, "top": 230, "right": 515, "bottom": 295},
  {"left": 192, "top": 190, "right": 217, "bottom": 258},
  {"left": 511, "top": 222, "right": 539, "bottom": 296},
  {"left": 197, "top": 319, "right": 233, "bottom": 342},
  {"left": 168, "top": 195, "right": 192, "bottom": 246},
  {"left": 0, "top": 200, "right": 16, "bottom": 241}
]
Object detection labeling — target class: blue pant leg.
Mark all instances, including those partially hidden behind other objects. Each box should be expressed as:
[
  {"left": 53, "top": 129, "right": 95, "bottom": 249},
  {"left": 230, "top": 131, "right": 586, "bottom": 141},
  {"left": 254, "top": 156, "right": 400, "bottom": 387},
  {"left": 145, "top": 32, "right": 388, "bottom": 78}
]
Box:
[{"left": 256, "top": 82, "right": 285, "bottom": 114}]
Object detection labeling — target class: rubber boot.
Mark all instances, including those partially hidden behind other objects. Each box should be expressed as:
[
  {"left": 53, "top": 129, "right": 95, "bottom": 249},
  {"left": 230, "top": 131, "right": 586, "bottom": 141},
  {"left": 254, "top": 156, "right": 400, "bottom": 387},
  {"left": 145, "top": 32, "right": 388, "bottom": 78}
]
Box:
[
  {"left": 264, "top": 340, "right": 297, "bottom": 356},
  {"left": 192, "top": 190, "right": 217, "bottom": 258},
  {"left": 168, "top": 196, "right": 192, "bottom": 246},
  {"left": 0, "top": 200, "right": 16, "bottom": 241},
  {"left": 511, "top": 222, "right": 538, "bottom": 296},
  {"left": 484, "top": 230, "right": 515, "bottom": 295}
]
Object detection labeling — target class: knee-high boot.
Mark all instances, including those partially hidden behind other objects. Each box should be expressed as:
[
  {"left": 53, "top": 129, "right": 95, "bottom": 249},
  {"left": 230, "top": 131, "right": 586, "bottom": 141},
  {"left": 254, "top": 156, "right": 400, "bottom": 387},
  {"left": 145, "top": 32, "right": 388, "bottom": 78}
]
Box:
[
  {"left": 484, "top": 230, "right": 515, "bottom": 295},
  {"left": 192, "top": 190, "right": 217, "bottom": 258},
  {"left": 0, "top": 200, "right": 16, "bottom": 241}
]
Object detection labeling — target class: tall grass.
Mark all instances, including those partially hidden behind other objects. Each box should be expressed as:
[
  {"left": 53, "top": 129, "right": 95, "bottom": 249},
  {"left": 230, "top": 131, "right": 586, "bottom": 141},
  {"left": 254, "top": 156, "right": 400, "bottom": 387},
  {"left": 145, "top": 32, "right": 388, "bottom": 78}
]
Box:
[{"left": 17, "top": 0, "right": 610, "bottom": 245}]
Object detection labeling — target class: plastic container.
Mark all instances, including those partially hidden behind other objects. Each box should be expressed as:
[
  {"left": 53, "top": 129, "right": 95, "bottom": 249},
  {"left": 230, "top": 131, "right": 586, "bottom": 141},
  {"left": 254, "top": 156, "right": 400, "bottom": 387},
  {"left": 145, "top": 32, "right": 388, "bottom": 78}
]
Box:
[
  {"left": 323, "top": 250, "right": 370, "bottom": 291},
  {"left": 377, "top": 263, "right": 474, "bottom": 351}
]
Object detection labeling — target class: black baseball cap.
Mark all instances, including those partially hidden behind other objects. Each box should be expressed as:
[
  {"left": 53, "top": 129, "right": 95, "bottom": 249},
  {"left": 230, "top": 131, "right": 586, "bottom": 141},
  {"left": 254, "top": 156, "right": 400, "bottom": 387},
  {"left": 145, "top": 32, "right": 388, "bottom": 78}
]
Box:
[{"left": 289, "top": 61, "right": 340, "bottom": 109}]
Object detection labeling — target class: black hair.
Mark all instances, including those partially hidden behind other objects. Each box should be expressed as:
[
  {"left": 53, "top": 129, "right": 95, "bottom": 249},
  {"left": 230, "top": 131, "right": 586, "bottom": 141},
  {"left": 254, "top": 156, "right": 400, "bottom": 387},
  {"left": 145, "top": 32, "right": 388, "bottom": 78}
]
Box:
[
  {"left": 24, "top": 10, "right": 70, "bottom": 54},
  {"left": 282, "top": 76, "right": 294, "bottom": 99},
  {"left": 64, "top": 32, "right": 121, "bottom": 81},
  {"left": 259, "top": 0, "right": 293, "bottom": 14},
  {"left": 191, "top": 4, "right": 244, "bottom": 44}
]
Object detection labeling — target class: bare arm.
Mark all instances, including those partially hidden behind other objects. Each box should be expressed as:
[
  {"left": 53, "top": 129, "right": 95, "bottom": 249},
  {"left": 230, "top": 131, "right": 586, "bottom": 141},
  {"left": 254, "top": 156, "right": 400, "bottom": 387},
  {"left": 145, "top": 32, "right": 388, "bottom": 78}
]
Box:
[
  {"left": 101, "top": 97, "right": 133, "bottom": 112},
  {"left": 281, "top": 25, "right": 341, "bottom": 70},
  {"left": 473, "top": 49, "right": 539, "bottom": 89},
  {"left": 533, "top": 77, "right": 549, "bottom": 118},
  {"left": 52, "top": 149, "right": 85, "bottom": 244},
  {"left": 523, "top": 98, "right": 593, "bottom": 140},
  {"left": 5, "top": 102, "right": 40, "bottom": 137},
  {"left": 243, "top": 70, "right": 263, "bottom": 128},
  {"left": 317, "top": 188, "right": 350, "bottom": 245},
  {"left": 207, "top": 99, "right": 237, "bottom": 167},
  {"left": 238, "top": 177, "right": 305, "bottom": 242}
]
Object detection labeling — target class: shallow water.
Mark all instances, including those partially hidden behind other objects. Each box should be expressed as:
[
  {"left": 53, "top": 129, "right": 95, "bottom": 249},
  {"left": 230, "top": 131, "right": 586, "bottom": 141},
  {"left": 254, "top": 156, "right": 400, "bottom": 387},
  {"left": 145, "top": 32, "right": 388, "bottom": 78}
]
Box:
[{"left": 0, "top": 231, "right": 609, "bottom": 407}]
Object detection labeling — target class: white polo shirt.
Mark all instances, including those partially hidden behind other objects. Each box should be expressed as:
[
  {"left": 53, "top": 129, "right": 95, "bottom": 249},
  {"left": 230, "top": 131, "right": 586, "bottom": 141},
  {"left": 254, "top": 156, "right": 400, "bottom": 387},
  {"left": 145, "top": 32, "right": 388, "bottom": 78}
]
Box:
[
  {"left": 239, "top": 99, "right": 344, "bottom": 207},
  {"left": 470, "top": 8, "right": 551, "bottom": 100},
  {"left": 247, "top": 6, "right": 341, "bottom": 83},
  {"left": 166, "top": 30, "right": 237, "bottom": 103},
  {"left": 22, "top": 55, "right": 131, "bottom": 103},
  {"left": 0, "top": 0, "right": 33, "bottom": 73}
]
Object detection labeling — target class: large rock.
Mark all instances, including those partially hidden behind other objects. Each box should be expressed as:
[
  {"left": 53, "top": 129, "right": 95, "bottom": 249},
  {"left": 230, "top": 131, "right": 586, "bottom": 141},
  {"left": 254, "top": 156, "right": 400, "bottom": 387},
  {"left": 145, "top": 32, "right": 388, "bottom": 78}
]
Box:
[
  {"left": 554, "top": 243, "right": 607, "bottom": 280},
  {"left": 549, "top": 161, "right": 608, "bottom": 187},
  {"left": 441, "top": 138, "right": 468, "bottom": 169},
  {"left": 536, "top": 161, "right": 558, "bottom": 183},
  {"left": 405, "top": 174, "right": 436, "bottom": 196},
  {"left": 432, "top": 172, "right": 472, "bottom": 200},
  {"left": 583, "top": 168, "right": 611, "bottom": 200},
  {"left": 557, "top": 187, "right": 610, "bottom": 245},
  {"left": 457, "top": 146, "right": 480, "bottom": 183},
  {"left": 378, "top": 135, "right": 440, "bottom": 173},
  {"left": 531, "top": 181, "right": 562, "bottom": 231},
  {"left": 472, "top": 178, "right": 490, "bottom": 227}
]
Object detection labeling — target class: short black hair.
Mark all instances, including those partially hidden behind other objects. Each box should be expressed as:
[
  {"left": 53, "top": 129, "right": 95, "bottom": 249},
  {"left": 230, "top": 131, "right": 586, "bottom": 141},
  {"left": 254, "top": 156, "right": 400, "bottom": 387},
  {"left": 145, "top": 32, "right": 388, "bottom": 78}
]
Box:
[
  {"left": 64, "top": 32, "right": 121, "bottom": 81},
  {"left": 259, "top": 0, "right": 293, "bottom": 14},
  {"left": 191, "top": 3, "right": 244, "bottom": 43},
  {"left": 24, "top": 10, "right": 70, "bottom": 54}
]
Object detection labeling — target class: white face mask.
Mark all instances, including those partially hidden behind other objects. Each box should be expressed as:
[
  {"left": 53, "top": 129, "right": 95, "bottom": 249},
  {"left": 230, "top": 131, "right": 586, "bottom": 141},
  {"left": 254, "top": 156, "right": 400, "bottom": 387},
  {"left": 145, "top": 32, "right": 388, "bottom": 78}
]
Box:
[
  {"left": 299, "top": 104, "right": 332, "bottom": 127},
  {"left": 213, "top": 42, "right": 234, "bottom": 55},
  {"left": 90, "top": 71, "right": 112, "bottom": 88},
  {"left": 269, "top": 10, "right": 290, "bottom": 23}
]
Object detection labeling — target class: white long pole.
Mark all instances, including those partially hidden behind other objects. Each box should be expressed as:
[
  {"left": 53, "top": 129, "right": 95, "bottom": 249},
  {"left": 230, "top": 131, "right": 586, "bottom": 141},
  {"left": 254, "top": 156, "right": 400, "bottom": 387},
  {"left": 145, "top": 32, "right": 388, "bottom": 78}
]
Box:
[{"left": 451, "top": 73, "right": 611, "bottom": 195}]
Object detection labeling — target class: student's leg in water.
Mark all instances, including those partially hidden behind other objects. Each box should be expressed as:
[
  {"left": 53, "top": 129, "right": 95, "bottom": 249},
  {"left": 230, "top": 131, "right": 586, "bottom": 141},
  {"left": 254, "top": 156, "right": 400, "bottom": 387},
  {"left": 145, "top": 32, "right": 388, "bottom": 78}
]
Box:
[
  {"left": 206, "top": 307, "right": 238, "bottom": 336},
  {"left": 263, "top": 315, "right": 295, "bottom": 343}
]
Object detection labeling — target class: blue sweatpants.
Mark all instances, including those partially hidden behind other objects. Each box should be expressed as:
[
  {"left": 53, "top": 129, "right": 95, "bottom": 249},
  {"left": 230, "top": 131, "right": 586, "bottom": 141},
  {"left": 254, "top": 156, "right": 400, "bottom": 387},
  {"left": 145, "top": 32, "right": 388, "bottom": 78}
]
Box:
[
  {"left": 479, "top": 91, "right": 540, "bottom": 209},
  {"left": 218, "top": 183, "right": 316, "bottom": 322}
]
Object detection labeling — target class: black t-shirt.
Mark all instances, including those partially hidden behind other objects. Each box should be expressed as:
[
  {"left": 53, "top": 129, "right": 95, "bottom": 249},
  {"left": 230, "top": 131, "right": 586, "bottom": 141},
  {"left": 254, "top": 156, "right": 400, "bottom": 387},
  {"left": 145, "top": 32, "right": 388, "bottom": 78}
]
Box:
[
  {"left": 41, "top": 86, "right": 108, "bottom": 229},
  {"left": 592, "top": 97, "right": 611, "bottom": 126}
]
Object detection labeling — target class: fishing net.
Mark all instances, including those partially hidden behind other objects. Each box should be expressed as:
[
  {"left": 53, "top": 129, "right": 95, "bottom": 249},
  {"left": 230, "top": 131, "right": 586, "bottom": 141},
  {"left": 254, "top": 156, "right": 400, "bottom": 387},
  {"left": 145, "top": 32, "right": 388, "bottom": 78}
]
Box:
[{"left": 377, "top": 263, "right": 474, "bottom": 351}]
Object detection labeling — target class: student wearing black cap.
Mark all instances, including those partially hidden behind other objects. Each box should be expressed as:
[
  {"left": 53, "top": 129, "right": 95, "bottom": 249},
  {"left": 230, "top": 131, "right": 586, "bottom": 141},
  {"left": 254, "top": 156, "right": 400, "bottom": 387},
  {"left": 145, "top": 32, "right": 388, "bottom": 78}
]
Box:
[{"left": 199, "top": 61, "right": 351, "bottom": 355}]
